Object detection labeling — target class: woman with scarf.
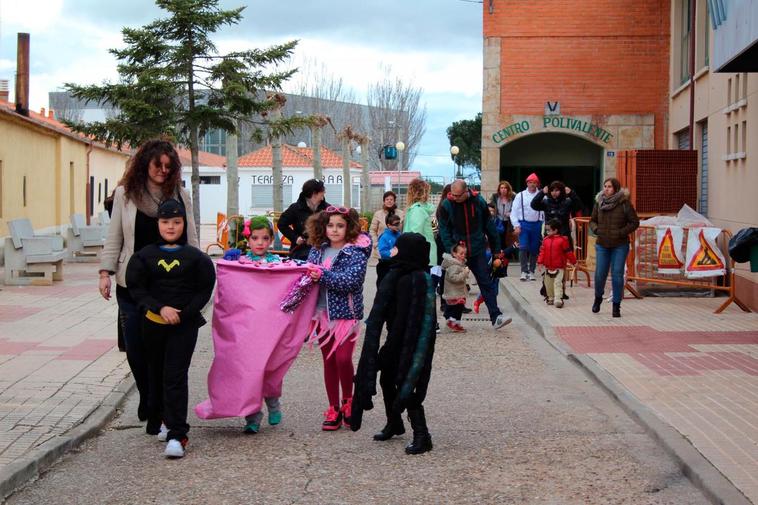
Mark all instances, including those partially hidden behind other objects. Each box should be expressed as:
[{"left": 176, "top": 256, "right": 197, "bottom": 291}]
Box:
[
  {"left": 589, "top": 177, "right": 639, "bottom": 318},
  {"left": 369, "top": 190, "right": 404, "bottom": 262},
  {"left": 489, "top": 180, "right": 515, "bottom": 250},
  {"left": 351, "top": 233, "right": 437, "bottom": 455},
  {"left": 99, "top": 139, "right": 199, "bottom": 422}
]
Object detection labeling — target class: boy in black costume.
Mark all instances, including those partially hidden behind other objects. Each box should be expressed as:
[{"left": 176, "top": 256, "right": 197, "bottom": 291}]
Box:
[
  {"left": 126, "top": 199, "right": 216, "bottom": 458},
  {"left": 352, "top": 232, "right": 437, "bottom": 455}
]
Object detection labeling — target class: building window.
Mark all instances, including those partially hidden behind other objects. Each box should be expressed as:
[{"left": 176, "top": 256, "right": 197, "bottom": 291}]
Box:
[
  {"left": 742, "top": 73, "right": 748, "bottom": 101},
  {"left": 734, "top": 123, "right": 739, "bottom": 154},
  {"left": 741, "top": 121, "right": 747, "bottom": 157},
  {"left": 727, "top": 126, "right": 732, "bottom": 154},
  {"left": 23, "top": 175, "right": 27, "bottom": 207},
  {"left": 98, "top": 182, "right": 102, "bottom": 203},
  {"left": 251, "top": 184, "right": 293, "bottom": 209},
  {"left": 728, "top": 77, "right": 732, "bottom": 105},
  {"left": 680, "top": 0, "right": 692, "bottom": 84},
  {"left": 69, "top": 162, "right": 75, "bottom": 216},
  {"left": 201, "top": 129, "right": 227, "bottom": 156},
  {"left": 324, "top": 184, "right": 343, "bottom": 206},
  {"left": 200, "top": 176, "right": 221, "bottom": 185},
  {"left": 699, "top": 122, "right": 708, "bottom": 216},
  {"left": 677, "top": 129, "right": 690, "bottom": 150},
  {"left": 735, "top": 74, "right": 741, "bottom": 102}
]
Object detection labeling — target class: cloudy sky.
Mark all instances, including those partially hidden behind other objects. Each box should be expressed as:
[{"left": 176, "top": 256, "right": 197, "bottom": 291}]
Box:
[{"left": 0, "top": 0, "right": 483, "bottom": 180}]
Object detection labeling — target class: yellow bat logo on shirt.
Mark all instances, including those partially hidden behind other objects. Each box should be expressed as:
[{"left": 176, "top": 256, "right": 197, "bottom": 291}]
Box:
[{"left": 158, "top": 259, "right": 180, "bottom": 272}]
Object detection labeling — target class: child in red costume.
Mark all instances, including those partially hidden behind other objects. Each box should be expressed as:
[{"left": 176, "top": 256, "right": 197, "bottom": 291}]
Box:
[{"left": 537, "top": 219, "right": 577, "bottom": 308}]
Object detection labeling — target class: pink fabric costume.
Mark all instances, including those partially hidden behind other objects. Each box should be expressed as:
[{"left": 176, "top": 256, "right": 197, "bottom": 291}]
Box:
[{"left": 195, "top": 259, "right": 318, "bottom": 419}]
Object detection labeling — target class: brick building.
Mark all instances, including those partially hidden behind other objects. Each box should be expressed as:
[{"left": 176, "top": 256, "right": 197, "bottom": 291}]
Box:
[{"left": 481, "top": 0, "right": 670, "bottom": 209}]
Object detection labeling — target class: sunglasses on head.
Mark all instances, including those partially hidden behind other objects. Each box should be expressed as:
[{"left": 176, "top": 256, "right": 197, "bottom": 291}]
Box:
[{"left": 325, "top": 206, "right": 350, "bottom": 215}]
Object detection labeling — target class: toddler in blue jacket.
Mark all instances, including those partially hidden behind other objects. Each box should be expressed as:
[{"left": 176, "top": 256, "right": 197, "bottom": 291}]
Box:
[{"left": 376, "top": 213, "right": 401, "bottom": 287}]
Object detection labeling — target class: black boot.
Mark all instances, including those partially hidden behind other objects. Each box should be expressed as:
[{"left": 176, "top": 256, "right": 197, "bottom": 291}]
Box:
[
  {"left": 373, "top": 417, "right": 405, "bottom": 441},
  {"left": 612, "top": 303, "right": 621, "bottom": 318},
  {"left": 592, "top": 297, "right": 602, "bottom": 313},
  {"left": 405, "top": 407, "right": 433, "bottom": 455}
]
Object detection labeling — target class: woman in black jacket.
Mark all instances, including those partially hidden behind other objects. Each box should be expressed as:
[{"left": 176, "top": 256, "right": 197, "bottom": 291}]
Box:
[
  {"left": 530, "top": 180, "right": 583, "bottom": 245},
  {"left": 277, "top": 179, "right": 328, "bottom": 260}
]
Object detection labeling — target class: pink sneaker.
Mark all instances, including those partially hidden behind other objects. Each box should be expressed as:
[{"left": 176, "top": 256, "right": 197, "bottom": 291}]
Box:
[
  {"left": 340, "top": 398, "right": 352, "bottom": 428},
  {"left": 322, "top": 406, "right": 342, "bottom": 431}
]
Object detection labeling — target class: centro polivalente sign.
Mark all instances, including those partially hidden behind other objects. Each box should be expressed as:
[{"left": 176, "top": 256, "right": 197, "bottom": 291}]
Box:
[{"left": 492, "top": 116, "right": 614, "bottom": 145}]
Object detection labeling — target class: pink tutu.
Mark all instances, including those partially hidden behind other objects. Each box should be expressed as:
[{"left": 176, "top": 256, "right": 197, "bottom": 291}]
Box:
[{"left": 306, "top": 309, "right": 360, "bottom": 359}]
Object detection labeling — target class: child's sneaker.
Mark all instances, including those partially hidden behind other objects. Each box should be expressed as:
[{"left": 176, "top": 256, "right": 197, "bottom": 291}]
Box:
[
  {"left": 268, "top": 410, "right": 282, "bottom": 426},
  {"left": 340, "top": 398, "right": 352, "bottom": 428},
  {"left": 243, "top": 421, "right": 260, "bottom": 434},
  {"left": 555, "top": 299, "right": 564, "bottom": 308},
  {"left": 164, "top": 438, "right": 187, "bottom": 458},
  {"left": 473, "top": 297, "right": 483, "bottom": 314},
  {"left": 322, "top": 406, "right": 342, "bottom": 431},
  {"left": 157, "top": 423, "right": 168, "bottom": 442},
  {"left": 546, "top": 299, "right": 554, "bottom": 305},
  {"left": 446, "top": 320, "right": 465, "bottom": 333},
  {"left": 520, "top": 272, "right": 528, "bottom": 281},
  {"left": 453, "top": 322, "right": 466, "bottom": 332}
]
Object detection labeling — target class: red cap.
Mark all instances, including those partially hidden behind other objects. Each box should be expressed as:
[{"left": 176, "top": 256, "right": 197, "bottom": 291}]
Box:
[{"left": 526, "top": 172, "right": 540, "bottom": 184}]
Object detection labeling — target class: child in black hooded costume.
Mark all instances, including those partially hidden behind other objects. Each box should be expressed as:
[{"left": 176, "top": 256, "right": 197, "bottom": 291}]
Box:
[
  {"left": 126, "top": 199, "right": 216, "bottom": 458},
  {"left": 351, "top": 232, "right": 437, "bottom": 455}
]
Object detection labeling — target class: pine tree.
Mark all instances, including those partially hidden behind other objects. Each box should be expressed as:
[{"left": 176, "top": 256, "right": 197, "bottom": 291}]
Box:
[{"left": 63, "top": 0, "right": 306, "bottom": 236}]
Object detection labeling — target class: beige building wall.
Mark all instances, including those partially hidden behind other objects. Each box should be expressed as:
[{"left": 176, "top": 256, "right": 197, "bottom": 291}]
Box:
[
  {"left": 90, "top": 147, "right": 129, "bottom": 221},
  {"left": 669, "top": 0, "right": 758, "bottom": 309},
  {"left": 0, "top": 111, "right": 129, "bottom": 239}
]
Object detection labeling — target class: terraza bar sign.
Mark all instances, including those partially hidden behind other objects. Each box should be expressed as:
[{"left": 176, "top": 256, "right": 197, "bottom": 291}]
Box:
[{"left": 492, "top": 116, "right": 614, "bottom": 144}]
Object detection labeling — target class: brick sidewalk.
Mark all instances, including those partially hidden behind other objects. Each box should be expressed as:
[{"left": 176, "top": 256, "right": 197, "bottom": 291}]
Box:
[
  {"left": 0, "top": 263, "right": 129, "bottom": 469},
  {"left": 502, "top": 270, "right": 758, "bottom": 503}
]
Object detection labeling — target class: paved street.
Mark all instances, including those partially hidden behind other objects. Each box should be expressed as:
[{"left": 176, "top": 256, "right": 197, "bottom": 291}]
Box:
[
  {"left": 502, "top": 270, "right": 758, "bottom": 504},
  {"left": 3, "top": 266, "right": 708, "bottom": 504}
]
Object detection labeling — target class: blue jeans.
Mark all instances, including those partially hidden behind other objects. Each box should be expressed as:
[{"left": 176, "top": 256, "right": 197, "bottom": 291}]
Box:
[
  {"left": 518, "top": 220, "right": 542, "bottom": 274},
  {"left": 594, "top": 243, "right": 630, "bottom": 304},
  {"left": 117, "top": 288, "right": 150, "bottom": 414},
  {"left": 467, "top": 253, "right": 502, "bottom": 323}
]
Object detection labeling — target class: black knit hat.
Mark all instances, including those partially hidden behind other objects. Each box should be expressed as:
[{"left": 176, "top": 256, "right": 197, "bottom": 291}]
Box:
[{"left": 158, "top": 198, "right": 186, "bottom": 219}]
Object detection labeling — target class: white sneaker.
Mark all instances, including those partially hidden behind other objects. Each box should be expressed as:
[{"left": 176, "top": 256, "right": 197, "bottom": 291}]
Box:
[
  {"left": 520, "top": 272, "right": 528, "bottom": 281},
  {"left": 492, "top": 314, "right": 513, "bottom": 329},
  {"left": 164, "top": 439, "right": 185, "bottom": 458},
  {"left": 529, "top": 272, "right": 537, "bottom": 281},
  {"left": 157, "top": 423, "right": 168, "bottom": 442}
]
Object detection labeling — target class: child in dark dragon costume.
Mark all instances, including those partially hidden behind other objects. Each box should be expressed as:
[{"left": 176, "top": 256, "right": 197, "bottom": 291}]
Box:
[{"left": 351, "top": 232, "right": 437, "bottom": 455}]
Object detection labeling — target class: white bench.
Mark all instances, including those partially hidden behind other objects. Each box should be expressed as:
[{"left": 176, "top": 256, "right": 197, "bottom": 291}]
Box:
[
  {"left": 4, "top": 219, "right": 66, "bottom": 285},
  {"left": 66, "top": 214, "right": 107, "bottom": 261}
]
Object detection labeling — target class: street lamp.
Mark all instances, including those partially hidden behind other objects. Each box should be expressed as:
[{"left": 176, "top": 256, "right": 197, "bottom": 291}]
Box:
[{"left": 450, "top": 145, "right": 461, "bottom": 179}]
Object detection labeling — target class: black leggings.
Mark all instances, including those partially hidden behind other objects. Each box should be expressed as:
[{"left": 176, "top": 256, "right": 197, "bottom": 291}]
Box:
[{"left": 143, "top": 320, "right": 198, "bottom": 442}]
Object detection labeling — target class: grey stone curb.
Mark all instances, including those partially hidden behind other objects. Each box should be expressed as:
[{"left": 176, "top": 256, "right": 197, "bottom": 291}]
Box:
[
  {"left": 500, "top": 280, "right": 753, "bottom": 505},
  {"left": 0, "top": 376, "right": 135, "bottom": 502}
]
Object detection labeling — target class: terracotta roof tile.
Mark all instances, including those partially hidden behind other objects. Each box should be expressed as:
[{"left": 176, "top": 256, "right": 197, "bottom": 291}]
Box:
[
  {"left": 176, "top": 148, "right": 227, "bottom": 167},
  {"left": 238, "top": 144, "right": 361, "bottom": 169},
  {"left": 0, "top": 100, "right": 129, "bottom": 156}
]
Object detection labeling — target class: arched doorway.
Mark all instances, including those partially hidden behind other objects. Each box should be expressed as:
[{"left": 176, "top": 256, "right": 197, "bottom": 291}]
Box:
[{"left": 499, "top": 132, "right": 604, "bottom": 215}]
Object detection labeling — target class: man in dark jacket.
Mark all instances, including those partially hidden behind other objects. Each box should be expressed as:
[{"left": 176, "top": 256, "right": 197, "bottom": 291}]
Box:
[
  {"left": 437, "top": 180, "right": 512, "bottom": 329},
  {"left": 277, "top": 179, "right": 328, "bottom": 260}
]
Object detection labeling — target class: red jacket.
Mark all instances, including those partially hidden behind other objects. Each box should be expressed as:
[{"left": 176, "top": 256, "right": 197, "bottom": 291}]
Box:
[{"left": 537, "top": 235, "right": 577, "bottom": 270}]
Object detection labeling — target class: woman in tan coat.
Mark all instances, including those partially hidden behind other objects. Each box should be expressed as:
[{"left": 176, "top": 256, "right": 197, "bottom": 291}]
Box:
[
  {"left": 98, "top": 139, "right": 199, "bottom": 422},
  {"left": 369, "top": 191, "right": 404, "bottom": 261},
  {"left": 589, "top": 177, "right": 639, "bottom": 318}
]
